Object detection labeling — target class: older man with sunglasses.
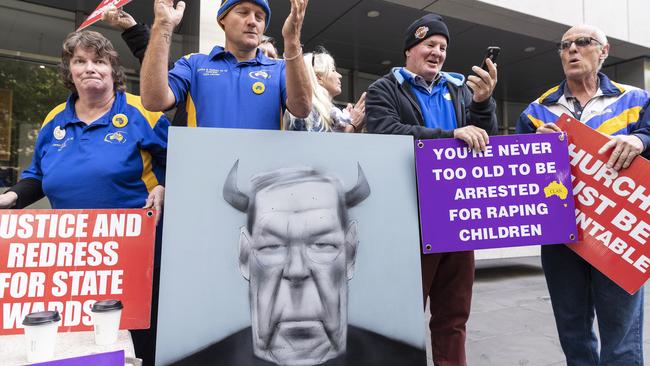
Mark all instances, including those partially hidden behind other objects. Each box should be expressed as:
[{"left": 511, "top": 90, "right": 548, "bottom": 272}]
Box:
[{"left": 516, "top": 24, "right": 650, "bottom": 366}]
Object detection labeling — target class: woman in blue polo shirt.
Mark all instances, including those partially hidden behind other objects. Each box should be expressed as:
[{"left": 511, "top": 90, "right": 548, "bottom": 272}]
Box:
[
  {"left": 0, "top": 30, "right": 169, "bottom": 220},
  {"left": 284, "top": 47, "right": 366, "bottom": 133},
  {"left": 0, "top": 30, "right": 169, "bottom": 366}
]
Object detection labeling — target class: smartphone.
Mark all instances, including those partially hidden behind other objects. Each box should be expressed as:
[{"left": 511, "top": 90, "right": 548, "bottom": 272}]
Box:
[{"left": 480, "top": 46, "right": 500, "bottom": 71}]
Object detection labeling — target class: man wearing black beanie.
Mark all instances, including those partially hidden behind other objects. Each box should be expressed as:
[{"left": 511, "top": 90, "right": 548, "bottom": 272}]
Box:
[{"left": 366, "top": 13, "right": 498, "bottom": 366}]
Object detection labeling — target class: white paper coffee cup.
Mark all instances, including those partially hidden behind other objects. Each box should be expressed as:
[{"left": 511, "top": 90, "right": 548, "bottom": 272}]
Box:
[
  {"left": 23, "top": 310, "right": 60, "bottom": 363},
  {"left": 91, "top": 300, "right": 124, "bottom": 345}
]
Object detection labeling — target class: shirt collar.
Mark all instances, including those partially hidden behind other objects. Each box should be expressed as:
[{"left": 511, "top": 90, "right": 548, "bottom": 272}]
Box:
[
  {"left": 208, "top": 45, "right": 227, "bottom": 60},
  {"left": 209, "top": 46, "right": 277, "bottom": 66},
  {"left": 59, "top": 94, "right": 80, "bottom": 127},
  {"left": 564, "top": 76, "right": 601, "bottom": 99},
  {"left": 400, "top": 68, "right": 443, "bottom": 93},
  {"left": 541, "top": 72, "right": 623, "bottom": 105},
  {"left": 60, "top": 91, "right": 124, "bottom": 128}
]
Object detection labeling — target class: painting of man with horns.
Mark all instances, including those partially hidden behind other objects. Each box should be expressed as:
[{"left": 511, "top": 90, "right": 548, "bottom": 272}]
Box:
[{"left": 171, "top": 161, "right": 425, "bottom": 366}]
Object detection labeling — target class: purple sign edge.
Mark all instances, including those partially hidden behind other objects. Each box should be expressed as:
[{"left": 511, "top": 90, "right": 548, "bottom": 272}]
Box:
[{"left": 29, "top": 350, "right": 125, "bottom": 366}]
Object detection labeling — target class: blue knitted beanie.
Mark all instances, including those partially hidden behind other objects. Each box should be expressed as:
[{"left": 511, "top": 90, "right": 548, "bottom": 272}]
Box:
[{"left": 218, "top": 0, "right": 271, "bottom": 31}]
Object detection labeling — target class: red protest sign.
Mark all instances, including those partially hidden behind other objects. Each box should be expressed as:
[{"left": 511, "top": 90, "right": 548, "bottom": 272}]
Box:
[
  {"left": 77, "top": 0, "right": 133, "bottom": 31},
  {"left": 556, "top": 114, "right": 650, "bottom": 294},
  {"left": 0, "top": 209, "right": 156, "bottom": 335}
]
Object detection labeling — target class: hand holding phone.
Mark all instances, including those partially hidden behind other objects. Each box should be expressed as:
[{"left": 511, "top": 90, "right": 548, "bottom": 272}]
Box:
[
  {"left": 468, "top": 46, "right": 500, "bottom": 103},
  {"left": 480, "top": 46, "right": 500, "bottom": 72}
]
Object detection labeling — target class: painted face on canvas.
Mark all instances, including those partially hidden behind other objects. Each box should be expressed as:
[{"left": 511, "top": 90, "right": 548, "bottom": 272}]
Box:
[{"left": 241, "top": 181, "right": 357, "bottom": 365}]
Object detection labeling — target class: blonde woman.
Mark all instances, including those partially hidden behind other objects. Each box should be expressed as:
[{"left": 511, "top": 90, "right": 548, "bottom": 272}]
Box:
[{"left": 285, "top": 47, "right": 366, "bottom": 132}]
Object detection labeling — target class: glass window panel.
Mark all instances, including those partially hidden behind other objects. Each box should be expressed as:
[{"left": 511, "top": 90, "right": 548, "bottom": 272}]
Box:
[{"left": 0, "top": 58, "right": 68, "bottom": 190}]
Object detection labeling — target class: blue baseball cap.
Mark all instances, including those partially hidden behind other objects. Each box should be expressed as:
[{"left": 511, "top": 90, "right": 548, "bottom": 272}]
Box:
[{"left": 218, "top": 0, "right": 271, "bottom": 31}]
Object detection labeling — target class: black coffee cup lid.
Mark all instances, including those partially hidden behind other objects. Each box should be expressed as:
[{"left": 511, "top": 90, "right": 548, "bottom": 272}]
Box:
[
  {"left": 92, "top": 300, "right": 124, "bottom": 312},
  {"left": 23, "top": 311, "right": 61, "bottom": 326}
]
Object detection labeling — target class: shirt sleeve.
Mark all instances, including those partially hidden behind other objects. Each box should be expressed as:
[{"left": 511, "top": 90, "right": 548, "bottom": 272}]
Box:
[
  {"left": 6, "top": 178, "right": 44, "bottom": 209},
  {"left": 121, "top": 24, "right": 150, "bottom": 64},
  {"left": 21, "top": 123, "right": 52, "bottom": 181},
  {"left": 140, "top": 114, "right": 170, "bottom": 186},
  {"left": 631, "top": 98, "right": 650, "bottom": 155},
  {"left": 168, "top": 56, "right": 194, "bottom": 108},
  {"left": 515, "top": 110, "right": 538, "bottom": 134}
]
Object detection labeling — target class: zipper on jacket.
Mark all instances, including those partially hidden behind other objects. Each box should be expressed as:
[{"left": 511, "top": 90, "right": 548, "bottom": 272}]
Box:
[{"left": 399, "top": 82, "right": 425, "bottom": 126}]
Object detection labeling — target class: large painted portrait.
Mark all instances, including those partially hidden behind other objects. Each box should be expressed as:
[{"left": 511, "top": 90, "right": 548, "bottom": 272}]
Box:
[{"left": 156, "top": 128, "right": 426, "bottom": 365}]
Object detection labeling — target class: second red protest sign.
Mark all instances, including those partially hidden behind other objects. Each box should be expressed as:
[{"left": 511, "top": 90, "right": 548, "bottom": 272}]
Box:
[{"left": 557, "top": 114, "right": 650, "bottom": 294}]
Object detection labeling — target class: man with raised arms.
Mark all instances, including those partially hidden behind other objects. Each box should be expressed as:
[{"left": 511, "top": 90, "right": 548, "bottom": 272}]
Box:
[{"left": 140, "top": 0, "right": 311, "bottom": 128}]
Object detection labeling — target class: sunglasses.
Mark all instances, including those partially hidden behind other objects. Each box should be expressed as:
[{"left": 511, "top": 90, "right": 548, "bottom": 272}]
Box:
[
  {"left": 311, "top": 45, "right": 327, "bottom": 68},
  {"left": 260, "top": 36, "right": 275, "bottom": 46},
  {"left": 557, "top": 37, "right": 601, "bottom": 51}
]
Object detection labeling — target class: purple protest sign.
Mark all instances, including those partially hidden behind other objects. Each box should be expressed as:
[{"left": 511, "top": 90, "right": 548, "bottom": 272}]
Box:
[
  {"left": 415, "top": 133, "right": 578, "bottom": 254},
  {"left": 29, "top": 350, "right": 124, "bottom": 366}
]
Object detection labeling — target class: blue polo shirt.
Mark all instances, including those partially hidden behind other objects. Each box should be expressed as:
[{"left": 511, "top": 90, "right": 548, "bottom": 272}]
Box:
[
  {"left": 400, "top": 68, "right": 457, "bottom": 130},
  {"left": 168, "top": 47, "right": 287, "bottom": 129},
  {"left": 22, "top": 91, "right": 169, "bottom": 209}
]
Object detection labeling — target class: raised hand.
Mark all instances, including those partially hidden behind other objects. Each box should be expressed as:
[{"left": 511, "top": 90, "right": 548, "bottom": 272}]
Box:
[
  {"left": 282, "top": 0, "right": 308, "bottom": 47},
  {"left": 467, "top": 58, "right": 497, "bottom": 103},
  {"left": 347, "top": 92, "right": 366, "bottom": 132},
  {"left": 102, "top": 5, "right": 137, "bottom": 31},
  {"left": 154, "top": 0, "right": 186, "bottom": 28}
]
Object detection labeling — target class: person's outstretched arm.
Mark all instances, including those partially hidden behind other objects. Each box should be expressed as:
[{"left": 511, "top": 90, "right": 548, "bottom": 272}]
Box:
[
  {"left": 140, "top": 0, "right": 186, "bottom": 111},
  {"left": 0, "top": 179, "right": 44, "bottom": 209},
  {"left": 282, "top": 0, "right": 311, "bottom": 118}
]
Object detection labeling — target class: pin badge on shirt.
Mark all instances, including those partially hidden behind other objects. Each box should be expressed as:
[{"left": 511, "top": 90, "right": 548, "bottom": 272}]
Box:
[
  {"left": 112, "top": 114, "right": 129, "bottom": 128},
  {"left": 252, "top": 82, "right": 266, "bottom": 95},
  {"left": 53, "top": 126, "right": 66, "bottom": 140}
]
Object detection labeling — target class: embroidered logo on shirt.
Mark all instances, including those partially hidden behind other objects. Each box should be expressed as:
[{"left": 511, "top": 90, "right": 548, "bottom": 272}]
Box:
[
  {"left": 249, "top": 70, "right": 271, "bottom": 80},
  {"left": 252, "top": 82, "right": 266, "bottom": 95},
  {"left": 198, "top": 68, "right": 228, "bottom": 77},
  {"left": 590, "top": 108, "right": 613, "bottom": 117},
  {"left": 444, "top": 93, "right": 452, "bottom": 101},
  {"left": 53, "top": 137, "right": 73, "bottom": 151},
  {"left": 415, "top": 26, "right": 429, "bottom": 39},
  {"left": 53, "top": 126, "right": 66, "bottom": 140},
  {"left": 104, "top": 131, "right": 127, "bottom": 144},
  {"left": 112, "top": 114, "right": 129, "bottom": 128}
]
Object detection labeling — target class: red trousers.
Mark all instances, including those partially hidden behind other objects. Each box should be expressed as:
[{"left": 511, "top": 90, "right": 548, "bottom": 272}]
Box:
[{"left": 421, "top": 251, "right": 475, "bottom": 366}]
